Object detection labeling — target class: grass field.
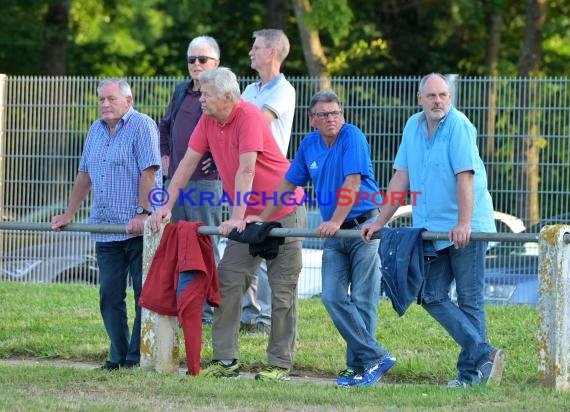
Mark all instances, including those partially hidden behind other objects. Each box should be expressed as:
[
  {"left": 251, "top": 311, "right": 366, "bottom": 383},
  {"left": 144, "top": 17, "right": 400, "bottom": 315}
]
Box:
[{"left": 1, "top": 282, "right": 568, "bottom": 411}]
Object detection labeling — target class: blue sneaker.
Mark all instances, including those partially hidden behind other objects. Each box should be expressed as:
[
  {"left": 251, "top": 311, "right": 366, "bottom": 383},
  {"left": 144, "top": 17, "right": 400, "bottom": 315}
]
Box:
[
  {"left": 358, "top": 356, "right": 396, "bottom": 387},
  {"left": 336, "top": 368, "right": 358, "bottom": 386}
]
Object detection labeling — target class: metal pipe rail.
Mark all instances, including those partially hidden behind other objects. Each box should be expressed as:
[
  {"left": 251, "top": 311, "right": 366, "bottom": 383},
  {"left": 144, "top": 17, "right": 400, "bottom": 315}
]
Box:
[{"left": 0, "top": 221, "right": 564, "bottom": 243}]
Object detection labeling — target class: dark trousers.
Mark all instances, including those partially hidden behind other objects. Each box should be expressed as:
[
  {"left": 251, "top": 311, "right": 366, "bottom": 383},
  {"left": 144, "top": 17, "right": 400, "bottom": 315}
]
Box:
[{"left": 96, "top": 236, "right": 143, "bottom": 364}]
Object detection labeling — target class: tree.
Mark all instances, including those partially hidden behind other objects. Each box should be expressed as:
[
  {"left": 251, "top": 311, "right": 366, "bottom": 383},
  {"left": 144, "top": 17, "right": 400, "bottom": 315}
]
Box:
[
  {"left": 514, "top": 0, "right": 547, "bottom": 226},
  {"left": 482, "top": 0, "right": 507, "bottom": 186},
  {"left": 292, "top": 0, "right": 328, "bottom": 79},
  {"left": 43, "top": 0, "right": 71, "bottom": 75}
]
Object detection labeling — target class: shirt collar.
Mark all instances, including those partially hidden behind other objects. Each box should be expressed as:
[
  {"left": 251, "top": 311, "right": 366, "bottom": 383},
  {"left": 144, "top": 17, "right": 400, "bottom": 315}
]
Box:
[
  {"left": 255, "top": 73, "right": 284, "bottom": 92},
  {"left": 419, "top": 105, "right": 454, "bottom": 137},
  {"left": 99, "top": 106, "right": 135, "bottom": 128}
]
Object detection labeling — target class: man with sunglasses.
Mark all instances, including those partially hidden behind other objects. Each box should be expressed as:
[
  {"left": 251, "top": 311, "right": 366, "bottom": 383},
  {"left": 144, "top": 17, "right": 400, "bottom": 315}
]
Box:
[
  {"left": 240, "top": 29, "right": 296, "bottom": 336},
  {"left": 158, "top": 36, "right": 223, "bottom": 324}
]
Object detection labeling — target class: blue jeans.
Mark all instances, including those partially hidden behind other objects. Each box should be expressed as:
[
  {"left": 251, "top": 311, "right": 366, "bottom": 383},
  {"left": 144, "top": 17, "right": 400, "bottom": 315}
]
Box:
[
  {"left": 177, "top": 271, "right": 196, "bottom": 298},
  {"left": 96, "top": 237, "right": 143, "bottom": 364},
  {"left": 321, "top": 229, "right": 390, "bottom": 370},
  {"left": 241, "top": 260, "right": 271, "bottom": 326},
  {"left": 421, "top": 242, "right": 494, "bottom": 383}
]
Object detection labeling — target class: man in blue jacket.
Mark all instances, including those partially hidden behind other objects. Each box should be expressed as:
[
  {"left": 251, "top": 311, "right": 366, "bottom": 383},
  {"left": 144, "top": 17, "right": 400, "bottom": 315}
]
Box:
[{"left": 361, "top": 73, "right": 505, "bottom": 389}]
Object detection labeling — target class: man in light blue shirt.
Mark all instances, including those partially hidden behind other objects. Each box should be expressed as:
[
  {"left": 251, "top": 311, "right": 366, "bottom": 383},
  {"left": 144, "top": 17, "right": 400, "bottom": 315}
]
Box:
[{"left": 361, "top": 73, "right": 505, "bottom": 389}]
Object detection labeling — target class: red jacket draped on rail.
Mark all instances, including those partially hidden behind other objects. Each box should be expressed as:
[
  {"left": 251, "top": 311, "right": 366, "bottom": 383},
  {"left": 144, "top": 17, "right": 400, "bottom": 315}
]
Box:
[{"left": 139, "top": 221, "right": 220, "bottom": 319}]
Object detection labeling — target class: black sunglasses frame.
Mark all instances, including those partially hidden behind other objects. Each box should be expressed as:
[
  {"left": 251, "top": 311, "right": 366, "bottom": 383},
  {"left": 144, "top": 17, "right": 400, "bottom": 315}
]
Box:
[{"left": 187, "top": 56, "right": 217, "bottom": 64}]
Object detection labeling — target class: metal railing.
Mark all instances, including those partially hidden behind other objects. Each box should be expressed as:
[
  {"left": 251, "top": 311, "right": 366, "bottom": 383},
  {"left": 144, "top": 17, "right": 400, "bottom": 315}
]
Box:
[{"left": 0, "top": 219, "right": 564, "bottom": 305}]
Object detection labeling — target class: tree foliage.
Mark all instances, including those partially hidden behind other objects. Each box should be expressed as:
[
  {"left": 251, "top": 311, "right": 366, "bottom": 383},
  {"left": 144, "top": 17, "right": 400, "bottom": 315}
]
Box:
[{"left": 1, "top": 0, "right": 570, "bottom": 77}]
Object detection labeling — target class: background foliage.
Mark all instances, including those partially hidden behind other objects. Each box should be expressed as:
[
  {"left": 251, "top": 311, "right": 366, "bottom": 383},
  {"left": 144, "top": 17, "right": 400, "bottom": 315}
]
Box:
[{"left": 1, "top": 0, "right": 570, "bottom": 77}]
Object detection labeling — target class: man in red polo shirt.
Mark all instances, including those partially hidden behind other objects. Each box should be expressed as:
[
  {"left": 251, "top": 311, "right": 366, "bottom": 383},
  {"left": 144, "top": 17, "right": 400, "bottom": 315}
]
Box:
[{"left": 149, "top": 67, "right": 306, "bottom": 382}]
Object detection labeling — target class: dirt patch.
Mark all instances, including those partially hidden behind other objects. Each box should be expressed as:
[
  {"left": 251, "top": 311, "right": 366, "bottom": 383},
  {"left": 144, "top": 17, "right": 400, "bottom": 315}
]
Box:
[{"left": 0, "top": 358, "right": 335, "bottom": 385}]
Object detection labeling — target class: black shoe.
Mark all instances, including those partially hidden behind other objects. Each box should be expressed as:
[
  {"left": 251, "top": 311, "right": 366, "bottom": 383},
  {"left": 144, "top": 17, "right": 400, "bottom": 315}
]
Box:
[
  {"left": 122, "top": 360, "right": 140, "bottom": 369},
  {"left": 239, "top": 321, "right": 254, "bottom": 332},
  {"left": 248, "top": 322, "right": 271, "bottom": 335},
  {"left": 100, "top": 361, "right": 120, "bottom": 371}
]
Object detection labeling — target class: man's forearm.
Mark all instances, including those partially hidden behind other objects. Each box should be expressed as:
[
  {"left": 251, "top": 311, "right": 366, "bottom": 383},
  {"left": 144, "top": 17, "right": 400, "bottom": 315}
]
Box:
[
  {"left": 329, "top": 174, "right": 361, "bottom": 225},
  {"left": 65, "top": 172, "right": 92, "bottom": 217},
  {"left": 164, "top": 149, "right": 201, "bottom": 210},
  {"left": 138, "top": 167, "right": 159, "bottom": 209},
  {"left": 231, "top": 170, "right": 254, "bottom": 220},
  {"left": 259, "top": 179, "right": 297, "bottom": 220},
  {"left": 456, "top": 172, "right": 474, "bottom": 226}
]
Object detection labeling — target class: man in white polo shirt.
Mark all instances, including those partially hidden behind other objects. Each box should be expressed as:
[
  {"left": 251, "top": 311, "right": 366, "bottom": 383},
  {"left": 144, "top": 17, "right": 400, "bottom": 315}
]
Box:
[{"left": 240, "top": 28, "right": 296, "bottom": 335}]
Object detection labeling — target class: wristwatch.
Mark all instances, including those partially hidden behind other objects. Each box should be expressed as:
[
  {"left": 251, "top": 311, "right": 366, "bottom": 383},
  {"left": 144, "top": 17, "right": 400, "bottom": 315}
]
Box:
[{"left": 135, "top": 206, "right": 152, "bottom": 216}]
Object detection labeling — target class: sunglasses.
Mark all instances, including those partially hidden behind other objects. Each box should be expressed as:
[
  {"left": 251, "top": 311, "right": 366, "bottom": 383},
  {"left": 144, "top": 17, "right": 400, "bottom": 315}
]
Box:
[{"left": 187, "top": 56, "right": 217, "bottom": 64}]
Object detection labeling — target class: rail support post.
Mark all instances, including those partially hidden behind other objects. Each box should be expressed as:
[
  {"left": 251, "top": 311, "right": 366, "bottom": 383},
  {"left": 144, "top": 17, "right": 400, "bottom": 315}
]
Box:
[
  {"left": 538, "top": 224, "right": 570, "bottom": 391},
  {"left": 140, "top": 222, "right": 180, "bottom": 373}
]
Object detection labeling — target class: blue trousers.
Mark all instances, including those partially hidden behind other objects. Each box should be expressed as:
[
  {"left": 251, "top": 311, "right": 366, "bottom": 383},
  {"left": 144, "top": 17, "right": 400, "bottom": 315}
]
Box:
[{"left": 96, "top": 236, "right": 143, "bottom": 364}]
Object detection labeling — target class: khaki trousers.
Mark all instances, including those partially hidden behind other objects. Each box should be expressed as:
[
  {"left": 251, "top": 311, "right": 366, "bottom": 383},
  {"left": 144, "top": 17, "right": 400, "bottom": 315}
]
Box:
[{"left": 212, "top": 206, "right": 306, "bottom": 369}]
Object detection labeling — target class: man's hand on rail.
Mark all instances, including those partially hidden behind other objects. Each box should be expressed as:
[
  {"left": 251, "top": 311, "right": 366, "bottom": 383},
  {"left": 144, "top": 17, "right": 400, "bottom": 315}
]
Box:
[
  {"left": 448, "top": 223, "right": 472, "bottom": 249},
  {"left": 126, "top": 215, "right": 147, "bottom": 234},
  {"left": 317, "top": 221, "right": 341, "bottom": 238},
  {"left": 51, "top": 214, "right": 72, "bottom": 231},
  {"left": 360, "top": 221, "right": 382, "bottom": 242},
  {"left": 148, "top": 207, "right": 172, "bottom": 232},
  {"left": 218, "top": 218, "right": 246, "bottom": 236}
]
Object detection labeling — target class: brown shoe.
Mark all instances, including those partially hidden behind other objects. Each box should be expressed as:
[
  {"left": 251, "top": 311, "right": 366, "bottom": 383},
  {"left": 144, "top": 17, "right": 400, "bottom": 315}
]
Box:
[{"left": 479, "top": 349, "right": 506, "bottom": 385}]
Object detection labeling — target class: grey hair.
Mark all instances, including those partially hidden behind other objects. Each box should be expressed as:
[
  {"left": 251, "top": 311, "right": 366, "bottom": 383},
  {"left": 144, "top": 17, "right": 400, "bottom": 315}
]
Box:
[
  {"left": 187, "top": 35, "right": 221, "bottom": 59},
  {"left": 97, "top": 78, "right": 132, "bottom": 97},
  {"left": 309, "top": 89, "right": 342, "bottom": 113},
  {"left": 199, "top": 67, "right": 241, "bottom": 101},
  {"left": 418, "top": 73, "right": 451, "bottom": 94},
  {"left": 253, "top": 29, "right": 290, "bottom": 64}
]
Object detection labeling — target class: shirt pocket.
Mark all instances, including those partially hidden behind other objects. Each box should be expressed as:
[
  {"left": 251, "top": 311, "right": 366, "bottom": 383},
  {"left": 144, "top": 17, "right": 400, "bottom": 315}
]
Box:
[{"left": 109, "top": 141, "right": 133, "bottom": 166}]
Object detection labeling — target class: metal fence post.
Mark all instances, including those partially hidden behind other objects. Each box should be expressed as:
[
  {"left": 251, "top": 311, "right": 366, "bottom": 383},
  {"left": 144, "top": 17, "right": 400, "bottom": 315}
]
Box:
[
  {"left": 538, "top": 224, "right": 570, "bottom": 391},
  {"left": 0, "top": 74, "right": 7, "bottom": 249},
  {"left": 140, "top": 222, "right": 180, "bottom": 373}
]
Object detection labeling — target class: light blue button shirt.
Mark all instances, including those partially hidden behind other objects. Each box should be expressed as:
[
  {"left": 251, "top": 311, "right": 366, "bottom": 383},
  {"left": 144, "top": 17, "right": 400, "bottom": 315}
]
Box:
[
  {"left": 394, "top": 106, "right": 496, "bottom": 250},
  {"left": 79, "top": 107, "right": 161, "bottom": 242}
]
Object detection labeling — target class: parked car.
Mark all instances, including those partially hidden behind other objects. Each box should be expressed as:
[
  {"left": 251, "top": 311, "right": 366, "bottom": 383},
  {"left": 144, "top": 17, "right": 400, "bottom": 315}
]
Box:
[
  {"left": 389, "top": 205, "right": 542, "bottom": 306},
  {"left": 482, "top": 213, "right": 570, "bottom": 306},
  {"left": 0, "top": 230, "right": 98, "bottom": 284},
  {"left": 1, "top": 205, "right": 99, "bottom": 284}
]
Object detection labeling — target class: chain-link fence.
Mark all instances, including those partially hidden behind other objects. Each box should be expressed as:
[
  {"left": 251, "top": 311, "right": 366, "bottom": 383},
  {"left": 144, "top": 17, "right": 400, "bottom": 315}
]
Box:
[{"left": 1, "top": 75, "right": 568, "bottom": 304}]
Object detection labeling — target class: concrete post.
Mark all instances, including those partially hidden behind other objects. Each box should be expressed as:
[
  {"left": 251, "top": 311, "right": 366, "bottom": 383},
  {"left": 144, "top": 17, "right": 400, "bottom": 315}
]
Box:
[
  {"left": 140, "top": 222, "right": 180, "bottom": 373},
  {"left": 538, "top": 224, "right": 570, "bottom": 391}
]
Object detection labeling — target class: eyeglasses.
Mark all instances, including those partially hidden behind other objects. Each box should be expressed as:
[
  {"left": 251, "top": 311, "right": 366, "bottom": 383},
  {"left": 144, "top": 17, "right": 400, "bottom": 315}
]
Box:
[
  {"left": 311, "top": 110, "right": 343, "bottom": 119},
  {"left": 187, "top": 56, "right": 217, "bottom": 64}
]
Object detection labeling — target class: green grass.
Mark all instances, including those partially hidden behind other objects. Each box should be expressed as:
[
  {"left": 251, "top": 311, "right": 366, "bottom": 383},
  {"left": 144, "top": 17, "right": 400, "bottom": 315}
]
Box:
[{"left": 0, "top": 282, "right": 568, "bottom": 411}]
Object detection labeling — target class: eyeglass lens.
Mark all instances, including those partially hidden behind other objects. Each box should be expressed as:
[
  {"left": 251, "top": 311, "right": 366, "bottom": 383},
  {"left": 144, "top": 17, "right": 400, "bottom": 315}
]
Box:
[
  {"left": 314, "top": 111, "right": 342, "bottom": 119},
  {"left": 187, "top": 56, "right": 214, "bottom": 64}
]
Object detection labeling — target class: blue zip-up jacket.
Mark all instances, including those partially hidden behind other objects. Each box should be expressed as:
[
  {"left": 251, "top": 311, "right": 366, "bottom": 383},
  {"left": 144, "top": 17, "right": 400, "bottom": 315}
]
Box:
[{"left": 379, "top": 227, "right": 437, "bottom": 316}]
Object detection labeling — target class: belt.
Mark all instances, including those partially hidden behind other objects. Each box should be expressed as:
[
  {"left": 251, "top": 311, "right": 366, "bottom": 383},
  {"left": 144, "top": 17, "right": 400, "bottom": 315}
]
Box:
[{"left": 340, "top": 209, "right": 379, "bottom": 230}]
